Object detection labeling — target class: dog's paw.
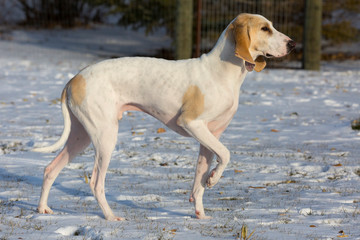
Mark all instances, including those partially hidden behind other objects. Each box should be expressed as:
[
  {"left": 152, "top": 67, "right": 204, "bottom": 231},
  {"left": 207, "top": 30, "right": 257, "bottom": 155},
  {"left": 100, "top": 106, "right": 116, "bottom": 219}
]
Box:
[
  {"left": 106, "top": 215, "right": 125, "bottom": 221},
  {"left": 206, "top": 168, "right": 221, "bottom": 188},
  {"left": 195, "top": 210, "right": 212, "bottom": 219},
  {"left": 38, "top": 205, "right": 53, "bottom": 214}
]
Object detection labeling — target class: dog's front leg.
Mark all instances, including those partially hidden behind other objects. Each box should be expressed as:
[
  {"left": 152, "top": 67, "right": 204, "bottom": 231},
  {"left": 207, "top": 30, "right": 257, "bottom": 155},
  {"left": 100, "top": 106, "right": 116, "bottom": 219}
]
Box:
[
  {"left": 178, "top": 119, "right": 230, "bottom": 218},
  {"left": 190, "top": 144, "right": 214, "bottom": 219}
]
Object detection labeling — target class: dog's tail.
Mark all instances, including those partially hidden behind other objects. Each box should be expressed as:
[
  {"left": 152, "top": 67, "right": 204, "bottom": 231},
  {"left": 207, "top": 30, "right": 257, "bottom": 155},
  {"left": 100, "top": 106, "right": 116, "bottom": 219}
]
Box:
[{"left": 33, "top": 87, "right": 71, "bottom": 153}]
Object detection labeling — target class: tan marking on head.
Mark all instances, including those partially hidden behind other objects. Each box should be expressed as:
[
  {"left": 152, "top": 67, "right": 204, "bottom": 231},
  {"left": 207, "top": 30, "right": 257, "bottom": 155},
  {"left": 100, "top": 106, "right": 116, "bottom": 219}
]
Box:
[
  {"left": 179, "top": 85, "right": 204, "bottom": 123},
  {"left": 228, "top": 14, "right": 254, "bottom": 64},
  {"left": 69, "top": 74, "right": 86, "bottom": 106},
  {"left": 227, "top": 14, "right": 269, "bottom": 72}
]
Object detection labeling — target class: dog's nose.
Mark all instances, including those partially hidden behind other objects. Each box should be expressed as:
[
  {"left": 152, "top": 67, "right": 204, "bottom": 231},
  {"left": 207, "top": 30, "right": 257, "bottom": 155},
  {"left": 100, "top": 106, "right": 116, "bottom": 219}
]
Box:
[{"left": 287, "top": 40, "right": 296, "bottom": 52}]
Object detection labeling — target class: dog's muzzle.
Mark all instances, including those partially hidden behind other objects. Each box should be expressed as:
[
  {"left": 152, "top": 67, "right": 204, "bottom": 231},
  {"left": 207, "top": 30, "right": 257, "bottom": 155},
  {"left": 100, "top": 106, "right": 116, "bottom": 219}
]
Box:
[{"left": 287, "top": 40, "right": 296, "bottom": 53}]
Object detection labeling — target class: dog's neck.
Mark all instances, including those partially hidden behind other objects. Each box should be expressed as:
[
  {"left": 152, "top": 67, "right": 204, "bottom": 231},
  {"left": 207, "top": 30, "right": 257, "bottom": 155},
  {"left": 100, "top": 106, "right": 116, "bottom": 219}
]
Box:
[{"left": 203, "top": 27, "right": 248, "bottom": 84}]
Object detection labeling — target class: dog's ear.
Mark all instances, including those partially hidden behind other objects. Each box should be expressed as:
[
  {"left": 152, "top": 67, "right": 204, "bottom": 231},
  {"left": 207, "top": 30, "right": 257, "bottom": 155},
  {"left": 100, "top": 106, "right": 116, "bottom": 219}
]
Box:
[
  {"left": 230, "top": 18, "right": 255, "bottom": 64},
  {"left": 254, "top": 56, "right": 266, "bottom": 72}
]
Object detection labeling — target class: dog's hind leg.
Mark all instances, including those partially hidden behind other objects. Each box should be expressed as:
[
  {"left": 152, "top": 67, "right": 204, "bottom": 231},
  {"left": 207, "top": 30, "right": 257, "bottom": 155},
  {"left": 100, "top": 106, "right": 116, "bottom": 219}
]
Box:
[
  {"left": 87, "top": 120, "right": 123, "bottom": 221},
  {"left": 38, "top": 112, "right": 91, "bottom": 214}
]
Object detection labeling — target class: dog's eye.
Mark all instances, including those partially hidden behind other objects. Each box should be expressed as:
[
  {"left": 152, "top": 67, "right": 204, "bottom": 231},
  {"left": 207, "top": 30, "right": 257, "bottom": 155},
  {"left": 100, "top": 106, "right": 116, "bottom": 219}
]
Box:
[{"left": 261, "top": 26, "right": 270, "bottom": 32}]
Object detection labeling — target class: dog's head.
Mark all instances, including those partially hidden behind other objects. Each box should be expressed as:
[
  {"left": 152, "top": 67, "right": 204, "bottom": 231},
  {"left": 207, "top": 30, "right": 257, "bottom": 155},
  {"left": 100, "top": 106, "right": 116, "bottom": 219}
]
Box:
[{"left": 227, "top": 13, "right": 296, "bottom": 72}]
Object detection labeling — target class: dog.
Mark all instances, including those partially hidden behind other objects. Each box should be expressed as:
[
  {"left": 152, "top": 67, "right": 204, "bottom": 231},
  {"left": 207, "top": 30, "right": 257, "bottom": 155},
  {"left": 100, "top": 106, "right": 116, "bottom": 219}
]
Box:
[{"left": 34, "top": 13, "right": 295, "bottom": 220}]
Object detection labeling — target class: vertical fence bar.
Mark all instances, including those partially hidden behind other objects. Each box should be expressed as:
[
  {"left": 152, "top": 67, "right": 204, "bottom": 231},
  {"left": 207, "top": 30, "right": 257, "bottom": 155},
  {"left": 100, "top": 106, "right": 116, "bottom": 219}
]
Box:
[{"left": 195, "top": 0, "right": 202, "bottom": 57}]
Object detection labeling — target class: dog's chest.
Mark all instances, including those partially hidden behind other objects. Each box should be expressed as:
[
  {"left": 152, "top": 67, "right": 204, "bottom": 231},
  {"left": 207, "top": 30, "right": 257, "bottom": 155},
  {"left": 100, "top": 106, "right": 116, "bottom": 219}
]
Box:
[{"left": 206, "top": 94, "right": 239, "bottom": 134}]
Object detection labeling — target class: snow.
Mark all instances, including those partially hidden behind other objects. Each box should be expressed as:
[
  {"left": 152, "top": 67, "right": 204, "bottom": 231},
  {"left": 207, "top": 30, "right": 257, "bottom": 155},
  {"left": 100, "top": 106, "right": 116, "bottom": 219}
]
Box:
[{"left": 1, "top": 26, "right": 360, "bottom": 239}]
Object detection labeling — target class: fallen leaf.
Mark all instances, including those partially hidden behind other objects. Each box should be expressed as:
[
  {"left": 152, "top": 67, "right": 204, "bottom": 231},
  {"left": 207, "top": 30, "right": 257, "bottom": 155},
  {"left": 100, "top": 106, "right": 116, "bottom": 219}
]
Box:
[
  {"left": 234, "top": 169, "right": 243, "bottom": 173},
  {"left": 309, "top": 225, "right": 316, "bottom": 228},
  {"left": 249, "top": 186, "right": 265, "bottom": 189},
  {"left": 241, "top": 224, "right": 248, "bottom": 238},
  {"left": 132, "top": 131, "right": 144, "bottom": 136},
  {"left": 337, "top": 230, "right": 349, "bottom": 238},
  {"left": 271, "top": 129, "right": 279, "bottom": 132},
  {"left": 351, "top": 118, "right": 360, "bottom": 130},
  {"left": 84, "top": 173, "right": 88, "bottom": 184},
  {"left": 157, "top": 128, "right": 166, "bottom": 133},
  {"left": 284, "top": 180, "right": 296, "bottom": 184},
  {"left": 50, "top": 98, "right": 61, "bottom": 104},
  {"left": 251, "top": 137, "right": 259, "bottom": 141},
  {"left": 333, "top": 163, "right": 342, "bottom": 167}
]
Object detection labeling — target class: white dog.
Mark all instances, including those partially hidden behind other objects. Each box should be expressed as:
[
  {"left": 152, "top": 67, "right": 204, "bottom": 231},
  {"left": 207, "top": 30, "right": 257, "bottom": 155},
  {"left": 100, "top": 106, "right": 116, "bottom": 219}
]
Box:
[{"left": 34, "top": 13, "right": 295, "bottom": 220}]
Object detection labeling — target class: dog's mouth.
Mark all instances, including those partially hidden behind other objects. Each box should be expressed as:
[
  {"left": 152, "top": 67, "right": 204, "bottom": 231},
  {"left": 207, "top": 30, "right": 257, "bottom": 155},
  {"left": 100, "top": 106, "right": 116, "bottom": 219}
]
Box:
[
  {"left": 265, "top": 53, "right": 274, "bottom": 58},
  {"left": 245, "top": 61, "right": 255, "bottom": 72}
]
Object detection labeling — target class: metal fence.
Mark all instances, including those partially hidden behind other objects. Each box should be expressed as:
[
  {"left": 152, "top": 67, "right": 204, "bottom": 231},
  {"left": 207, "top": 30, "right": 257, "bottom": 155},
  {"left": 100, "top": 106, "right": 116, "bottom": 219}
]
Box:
[
  {"left": 1, "top": 0, "right": 359, "bottom": 64},
  {"left": 198, "top": 0, "right": 303, "bottom": 66},
  {"left": 200, "top": 0, "right": 302, "bottom": 50}
]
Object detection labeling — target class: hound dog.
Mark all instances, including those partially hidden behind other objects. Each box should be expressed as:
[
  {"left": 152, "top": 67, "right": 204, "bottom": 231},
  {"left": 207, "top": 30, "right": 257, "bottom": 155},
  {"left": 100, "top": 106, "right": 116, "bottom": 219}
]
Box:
[{"left": 34, "top": 13, "right": 295, "bottom": 220}]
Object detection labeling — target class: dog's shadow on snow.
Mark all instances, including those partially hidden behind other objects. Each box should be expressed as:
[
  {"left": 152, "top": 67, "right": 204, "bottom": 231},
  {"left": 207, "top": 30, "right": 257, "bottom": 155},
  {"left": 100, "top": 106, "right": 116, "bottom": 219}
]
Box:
[
  {"left": 0, "top": 167, "right": 190, "bottom": 219},
  {"left": 113, "top": 199, "right": 191, "bottom": 219},
  {"left": 0, "top": 166, "right": 88, "bottom": 215}
]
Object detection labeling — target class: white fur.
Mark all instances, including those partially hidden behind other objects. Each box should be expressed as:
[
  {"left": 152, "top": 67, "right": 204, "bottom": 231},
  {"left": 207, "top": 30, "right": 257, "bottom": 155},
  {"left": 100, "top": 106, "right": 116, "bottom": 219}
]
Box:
[{"left": 34, "top": 14, "right": 294, "bottom": 220}]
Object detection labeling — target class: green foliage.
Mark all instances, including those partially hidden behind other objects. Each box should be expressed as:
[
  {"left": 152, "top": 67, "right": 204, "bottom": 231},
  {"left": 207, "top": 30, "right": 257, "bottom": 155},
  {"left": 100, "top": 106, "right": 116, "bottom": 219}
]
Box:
[
  {"left": 16, "top": 0, "right": 88, "bottom": 28},
  {"left": 88, "top": 0, "right": 176, "bottom": 36},
  {"left": 117, "top": 0, "right": 176, "bottom": 36}
]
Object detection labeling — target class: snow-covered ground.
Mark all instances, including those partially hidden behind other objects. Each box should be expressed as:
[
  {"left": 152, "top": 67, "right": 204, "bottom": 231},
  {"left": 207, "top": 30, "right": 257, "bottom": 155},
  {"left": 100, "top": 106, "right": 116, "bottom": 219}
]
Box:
[{"left": 1, "top": 26, "right": 360, "bottom": 240}]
